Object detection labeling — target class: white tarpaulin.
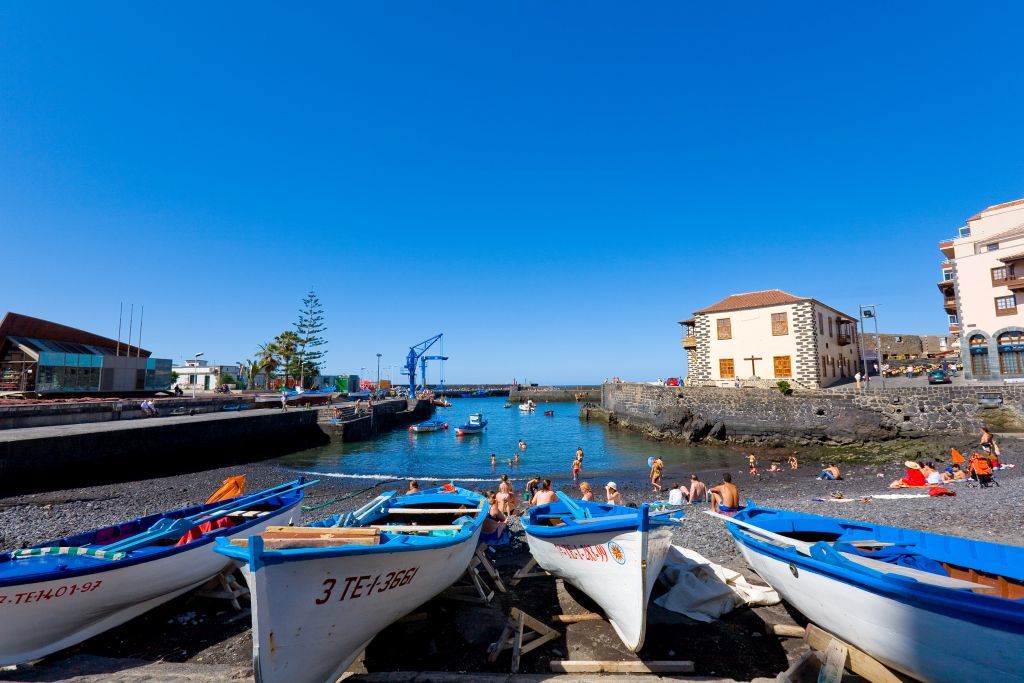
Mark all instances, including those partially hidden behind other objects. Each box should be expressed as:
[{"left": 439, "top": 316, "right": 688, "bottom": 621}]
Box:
[{"left": 654, "top": 545, "right": 780, "bottom": 622}]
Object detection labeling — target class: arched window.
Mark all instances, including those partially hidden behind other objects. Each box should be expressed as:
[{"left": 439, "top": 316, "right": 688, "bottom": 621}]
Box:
[
  {"left": 969, "top": 334, "right": 990, "bottom": 377},
  {"left": 998, "top": 332, "right": 1024, "bottom": 376}
]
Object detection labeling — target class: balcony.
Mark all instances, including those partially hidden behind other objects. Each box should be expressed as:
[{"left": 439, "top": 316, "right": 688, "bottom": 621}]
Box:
[
  {"left": 939, "top": 239, "right": 955, "bottom": 259},
  {"left": 682, "top": 335, "right": 697, "bottom": 350},
  {"left": 944, "top": 297, "right": 957, "bottom": 314},
  {"left": 1007, "top": 277, "right": 1024, "bottom": 292},
  {"left": 937, "top": 280, "right": 954, "bottom": 293},
  {"left": 949, "top": 323, "right": 960, "bottom": 334},
  {"left": 836, "top": 332, "right": 852, "bottom": 346}
]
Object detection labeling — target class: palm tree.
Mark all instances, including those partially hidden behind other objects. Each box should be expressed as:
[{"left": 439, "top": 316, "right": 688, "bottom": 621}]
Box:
[{"left": 271, "top": 331, "right": 300, "bottom": 387}]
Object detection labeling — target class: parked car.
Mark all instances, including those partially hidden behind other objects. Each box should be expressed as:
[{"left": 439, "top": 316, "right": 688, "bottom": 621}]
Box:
[{"left": 928, "top": 369, "right": 952, "bottom": 384}]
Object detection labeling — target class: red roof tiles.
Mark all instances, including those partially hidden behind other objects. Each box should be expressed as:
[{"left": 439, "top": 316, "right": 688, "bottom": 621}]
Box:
[{"left": 694, "top": 289, "right": 807, "bottom": 314}]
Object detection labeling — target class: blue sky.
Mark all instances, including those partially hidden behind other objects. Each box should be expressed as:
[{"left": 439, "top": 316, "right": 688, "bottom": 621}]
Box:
[{"left": 2, "top": 3, "right": 1023, "bottom": 384}]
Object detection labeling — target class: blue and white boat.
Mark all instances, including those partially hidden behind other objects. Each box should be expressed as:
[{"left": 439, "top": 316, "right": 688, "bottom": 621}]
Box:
[
  {"left": 714, "top": 504, "right": 1024, "bottom": 683},
  {"left": 409, "top": 419, "right": 448, "bottom": 433},
  {"left": 523, "top": 493, "right": 683, "bottom": 651},
  {"left": 455, "top": 412, "right": 487, "bottom": 435},
  {"left": 215, "top": 485, "right": 486, "bottom": 683},
  {"left": 0, "top": 480, "right": 307, "bottom": 666},
  {"left": 255, "top": 388, "right": 335, "bottom": 406}
]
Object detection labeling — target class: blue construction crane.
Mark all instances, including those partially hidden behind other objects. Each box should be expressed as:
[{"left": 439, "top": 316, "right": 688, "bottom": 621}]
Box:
[{"left": 402, "top": 334, "right": 448, "bottom": 395}]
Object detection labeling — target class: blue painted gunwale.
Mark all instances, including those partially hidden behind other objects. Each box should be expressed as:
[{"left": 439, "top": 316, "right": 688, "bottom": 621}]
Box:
[
  {"left": 215, "top": 486, "right": 487, "bottom": 568},
  {"left": 523, "top": 499, "right": 682, "bottom": 539},
  {"left": 729, "top": 504, "right": 1024, "bottom": 633},
  {"left": 0, "top": 487, "right": 304, "bottom": 588}
]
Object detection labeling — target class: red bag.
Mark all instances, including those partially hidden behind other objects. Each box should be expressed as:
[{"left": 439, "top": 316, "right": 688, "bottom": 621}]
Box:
[{"left": 928, "top": 486, "right": 956, "bottom": 497}]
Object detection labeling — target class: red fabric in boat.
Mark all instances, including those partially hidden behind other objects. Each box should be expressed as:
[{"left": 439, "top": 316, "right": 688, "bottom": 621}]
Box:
[
  {"left": 174, "top": 517, "right": 236, "bottom": 546},
  {"left": 929, "top": 486, "right": 956, "bottom": 497}
]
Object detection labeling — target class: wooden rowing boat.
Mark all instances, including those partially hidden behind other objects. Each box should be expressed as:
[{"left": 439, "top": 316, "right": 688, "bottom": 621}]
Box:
[
  {"left": 522, "top": 493, "right": 683, "bottom": 651},
  {"left": 215, "top": 485, "right": 486, "bottom": 683}
]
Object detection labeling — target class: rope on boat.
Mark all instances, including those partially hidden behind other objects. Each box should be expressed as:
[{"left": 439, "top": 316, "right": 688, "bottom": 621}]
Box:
[{"left": 301, "top": 478, "right": 403, "bottom": 512}]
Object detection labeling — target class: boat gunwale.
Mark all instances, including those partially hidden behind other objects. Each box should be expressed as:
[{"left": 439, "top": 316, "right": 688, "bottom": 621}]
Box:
[{"left": 523, "top": 500, "right": 679, "bottom": 539}]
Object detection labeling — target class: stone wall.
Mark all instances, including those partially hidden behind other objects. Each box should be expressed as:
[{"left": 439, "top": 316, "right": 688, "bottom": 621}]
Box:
[
  {"left": 599, "top": 382, "right": 1020, "bottom": 445},
  {"left": 508, "top": 386, "right": 600, "bottom": 403}
]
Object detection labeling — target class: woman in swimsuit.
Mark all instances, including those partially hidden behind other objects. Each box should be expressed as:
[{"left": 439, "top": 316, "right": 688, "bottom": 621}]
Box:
[
  {"left": 572, "top": 456, "right": 581, "bottom": 482},
  {"left": 579, "top": 481, "right": 594, "bottom": 501},
  {"left": 480, "top": 491, "right": 508, "bottom": 543},
  {"left": 497, "top": 474, "right": 514, "bottom": 514}
]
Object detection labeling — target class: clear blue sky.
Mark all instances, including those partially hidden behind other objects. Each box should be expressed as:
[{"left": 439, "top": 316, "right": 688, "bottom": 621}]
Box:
[{"left": 3, "top": 3, "right": 1023, "bottom": 384}]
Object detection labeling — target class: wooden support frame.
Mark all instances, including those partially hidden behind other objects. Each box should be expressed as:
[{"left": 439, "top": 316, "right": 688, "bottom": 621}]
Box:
[
  {"left": 196, "top": 569, "right": 249, "bottom": 610},
  {"left": 442, "top": 559, "right": 494, "bottom": 604},
  {"left": 509, "top": 557, "right": 549, "bottom": 586},
  {"left": 804, "top": 623, "right": 907, "bottom": 683},
  {"left": 487, "top": 608, "right": 561, "bottom": 673},
  {"left": 474, "top": 545, "right": 506, "bottom": 593}
]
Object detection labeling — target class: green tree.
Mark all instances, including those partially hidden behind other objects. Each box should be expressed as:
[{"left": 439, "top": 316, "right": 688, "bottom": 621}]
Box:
[
  {"left": 271, "top": 331, "right": 300, "bottom": 387},
  {"left": 294, "top": 290, "right": 327, "bottom": 388}
]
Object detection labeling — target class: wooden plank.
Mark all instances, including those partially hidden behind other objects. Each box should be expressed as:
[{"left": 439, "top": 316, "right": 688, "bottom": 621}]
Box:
[
  {"left": 552, "top": 613, "right": 604, "bottom": 624},
  {"left": 766, "top": 623, "right": 806, "bottom": 638},
  {"left": 369, "top": 524, "right": 463, "bottom": 532},
  {"left": 384, "top": 507, "right": 480, "bottom": 515},
  {"left": 549, "top": 660, "right": 696, "bottom": 673},
  {"left": 806, "top": 624, "right": 904, "bottom": 683},
  {"left": 511, "top": 610, "right": 525, "bottom": 673},
  {"left": 230, "top": 536, "right": 379, "bottom": 549},
  {"left": 263, "top": 526, "right": 379, "bottom": 537},
  {"left": 818, "top": 638, "right": 849, "bottom": 683}
]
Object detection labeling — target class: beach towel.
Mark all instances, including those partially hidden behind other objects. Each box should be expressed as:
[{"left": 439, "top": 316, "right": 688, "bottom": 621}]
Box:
[
  {"left": 871, "top": 493, "right": 931, "bottom": 500},
  {"left": 929, "top": 486, "right": 956, "bottom": 497},
  {"left": 654, "top": 545, "right": 779, "bottom": 622}
]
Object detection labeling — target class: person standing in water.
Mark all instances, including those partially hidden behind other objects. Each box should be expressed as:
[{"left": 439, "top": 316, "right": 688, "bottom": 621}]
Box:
[
  {"left": 650, "top": 457, "right": 664, "bottom": 493},
  {"left": 572, "top": 455, "right": 582, "bottom": 482},
  {"left": 491, "top": 453, "right": 496, "bottom": 467}
]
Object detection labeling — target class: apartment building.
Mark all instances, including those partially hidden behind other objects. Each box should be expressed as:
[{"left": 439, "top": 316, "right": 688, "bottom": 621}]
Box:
[
  {"left": 939, "top": 198, "right": 1024, "bottom": 380},
  {"left": 680, "top": 289, "right": 860, "bottom": 389}
]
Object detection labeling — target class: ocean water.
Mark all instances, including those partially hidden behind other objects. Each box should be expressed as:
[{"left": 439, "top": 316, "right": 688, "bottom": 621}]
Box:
[{"left": 275, "top": 397, "right": 740, "bottom": 489}]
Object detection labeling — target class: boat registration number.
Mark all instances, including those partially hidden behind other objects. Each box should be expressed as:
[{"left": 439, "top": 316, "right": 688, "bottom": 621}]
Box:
[
  {"left": 0, "top": 580, "right": 103, "bottom": 606},
  {"left": 316, "top": 567, "right": 419, "bottom": 605},
  {"left": 555, "top": 543, "right": 609, "bottom": 562}
]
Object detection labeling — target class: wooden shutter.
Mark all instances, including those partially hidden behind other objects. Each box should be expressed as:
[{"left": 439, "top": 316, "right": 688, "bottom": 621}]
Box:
[
  {"left": 773, "top": 356, "right": 792, "bottom": 378},
  {"left": 717, "top": 318, "right": 732, "bottom": 340},
  {"left": 771, "top": 312, "right": 788, "bottom": 336},
  {"left": 719, "top": 359, "right": 735, "bottom": 378}
]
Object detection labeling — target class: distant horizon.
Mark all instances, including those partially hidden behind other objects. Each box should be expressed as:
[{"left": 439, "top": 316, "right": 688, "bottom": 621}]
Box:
[{"left": 4, "top": 4, "right": 1022, "bottom": 383}]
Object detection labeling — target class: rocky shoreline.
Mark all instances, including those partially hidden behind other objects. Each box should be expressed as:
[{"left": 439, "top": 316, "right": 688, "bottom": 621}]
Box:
[{"left": 1, "top": 445, "right": 1021, "bottom": 681}]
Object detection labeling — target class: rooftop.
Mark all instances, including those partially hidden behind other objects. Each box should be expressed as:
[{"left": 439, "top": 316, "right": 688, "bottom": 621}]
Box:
[
  {"left": 967, "top": 198, "right": 1024, "bottom": 222},
  {"left": 0, "top": 312, "right": 149, "bottom": 357},
  {"left": 694, "top": 289, "right": 807, "bottom": 314}
]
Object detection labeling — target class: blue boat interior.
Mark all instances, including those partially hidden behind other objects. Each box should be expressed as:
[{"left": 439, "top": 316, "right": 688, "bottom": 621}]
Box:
[
  {"left": 524, "top": 493, "right": 682, "bottom": 538},
  {"left": 0, "top": 487, "right": 302, "bottom": 586},
  {"left": 734, "top": 504, "right": 1024, "bottom": 600}
]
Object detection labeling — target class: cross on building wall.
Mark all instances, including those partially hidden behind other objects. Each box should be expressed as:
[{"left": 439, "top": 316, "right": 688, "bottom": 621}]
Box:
[{"left": 743, "top": 355, "right": 762, "bottom": 377}]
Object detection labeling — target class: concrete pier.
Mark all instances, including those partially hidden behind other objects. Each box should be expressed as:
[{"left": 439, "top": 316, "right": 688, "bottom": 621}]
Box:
[
  {"left": 508, "top": 385, "right": 600, "bottom": 403},
  {"left": 316, "top": 398, "right": 433, "bottom": 442},
  {"left": 0, "top": 408, "right": 326, "bottom": 494}
]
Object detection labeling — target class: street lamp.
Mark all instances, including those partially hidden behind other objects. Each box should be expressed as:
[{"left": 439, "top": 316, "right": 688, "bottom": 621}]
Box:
[
  {"left": 859, "top": 305, "right": 885, "bottom": 389},
  {"left": 192, "top": 352, "right": 205, "bottom": 399},
  {"left": 376, "top": 353, "right": 382, "bottom": 390}
]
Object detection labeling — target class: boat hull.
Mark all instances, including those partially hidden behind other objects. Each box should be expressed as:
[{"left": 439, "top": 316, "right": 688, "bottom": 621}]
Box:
[
  {"left": 734, "top": 535, "right": 1024, "bottom": 682},
  {"left": 0, "top": 503, "right": 300, "bottom": 665},
  {"left": 455, "top": 426, "right": 484, "bottom": 435},
  {"left": 525, "top": 525, "right": 672, "bottom": 651}
]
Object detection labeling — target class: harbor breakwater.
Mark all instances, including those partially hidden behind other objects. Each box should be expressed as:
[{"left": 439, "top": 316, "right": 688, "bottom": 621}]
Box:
[
  {"left": 508, "top": 385, "right": 600, "bottom": 403},
  {"left": 317, "top": 398, "right": 432, "bottom": 442},
  {"left": 592, "top": 382, "right": 1024, "bottom": 445}
]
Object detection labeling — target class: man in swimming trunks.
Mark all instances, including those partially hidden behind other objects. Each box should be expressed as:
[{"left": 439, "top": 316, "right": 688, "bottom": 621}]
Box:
[
  {"left": 531, "top": 479, "right": 558, "bottom": 506},
  {"left": 710, "top": 473, "right": 740, "bottom": 512},
  {"left": 572, "top": 456, "right": 581, "bottom": 482},
  {"left": 650, "top": 457, "right": 664, "bottom": 493}
]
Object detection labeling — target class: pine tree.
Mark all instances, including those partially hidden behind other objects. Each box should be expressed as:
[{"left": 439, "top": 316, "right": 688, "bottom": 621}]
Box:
[{"left": 295, "top": 290, "right": 327, "bottom": 388}]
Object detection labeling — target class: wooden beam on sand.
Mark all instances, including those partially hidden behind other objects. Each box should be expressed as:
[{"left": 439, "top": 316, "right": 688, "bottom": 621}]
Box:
[
  {"left": 549, "top": 660, "right": 695, "bottom": 674},
  {"left": 805, "top": 624, "right": 906, "bottom": 683},
  {"left": 551, "top": 613, "right": 603, "bottom": 624},
  {"left": 765, "top": 623, "right": 806, "bottom": 638}
]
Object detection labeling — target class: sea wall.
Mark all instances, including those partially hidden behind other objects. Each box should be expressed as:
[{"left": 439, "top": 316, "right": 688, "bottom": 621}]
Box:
[
  {"left": 598, "top": 382, "right": 1021, "bottom": 445},
  {"left": 316, "top": 398, "right": 433, "bottom": 442},
  {"left": 508, "top": 386, "right": 600, "bottom": 403},
  {"left": 0, "top": 396, "right": 246, "bottom": 430}
]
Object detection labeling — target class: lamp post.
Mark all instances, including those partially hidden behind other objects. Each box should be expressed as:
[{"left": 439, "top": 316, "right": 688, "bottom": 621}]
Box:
[
  {"left": 376, "top": 353, "right": 382, "bottom": 390},
  {"left": 192, "top": 352, "right": 204, "bottom": 399},
  {"left": 859, "top": 305, "right": 885, "bottom": 389}
]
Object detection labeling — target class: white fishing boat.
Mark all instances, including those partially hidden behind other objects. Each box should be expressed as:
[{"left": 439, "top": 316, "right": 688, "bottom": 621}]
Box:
[
  {"left": 215, "top": 484, "right": 486, "bottom": 683},
  {"left": 518, "top": 400, "right": 536, "bottom": 412},
  {"left": 0, "top": 480, "right": 307, "bottom": 666},
  {"left": 522, "top": 493, "right": 682, "bottom": 651},
  {"left": 713, "top": 504, "right": 1024, "bottom": 683}
]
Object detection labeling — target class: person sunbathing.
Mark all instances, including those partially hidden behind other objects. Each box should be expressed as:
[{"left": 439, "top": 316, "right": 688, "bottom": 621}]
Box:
[
  {"left": 953, "top": 464, "right": 966, "bottom": 480},
  {"left": 710, "top": 473, "right": 741, "bottom": 513},
  {"left": 818, "top": 463, "right": 842, "bottom": 480},
  {"left": 922, "top": 462, "right": 942, "bottom": 485},
  {"left": 889, "top": 461, "right": 926, "bottom": 489}
]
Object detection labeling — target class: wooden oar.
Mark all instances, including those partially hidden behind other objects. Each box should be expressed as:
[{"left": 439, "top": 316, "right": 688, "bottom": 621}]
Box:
[
  {"left": 101, "top": 479, "right": 317, "bottom": 553},
  {"left": 703, "top": 511, "right": 993, "bottom": 592}
]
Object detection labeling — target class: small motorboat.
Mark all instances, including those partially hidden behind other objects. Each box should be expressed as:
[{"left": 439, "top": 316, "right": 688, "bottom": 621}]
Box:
[
  {"left": 503, "top": 403, "right": 512, "bottom": 409},
  {"left": 518, "top": 400, "right": 536, "bottom": 412},
  {"left": 455, "top": 412, "right": 487, "bottom": 435},
  {"left": 409, "top": 419, "right": 448, "bottom": 433},
  {"left": 713, "top": 504, "right": 1024, "bottom": 683},
  {"left": 0, "top": 480, "right": 308, "bottom": 666},
  {"left": 543, "top": 410, "right": 554, "bottom": 416},
  {"left": 431, "top": 399, "right": 452, "bottom": 407},
  {"left": 215, "top": 485, "right": 486, "bottom": 683},
  {"left": 522, "top": 493, "right": 682, "bottom": 651}
]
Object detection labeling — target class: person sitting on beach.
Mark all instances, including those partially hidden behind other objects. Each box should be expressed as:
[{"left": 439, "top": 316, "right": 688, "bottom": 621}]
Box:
[
  {"left": 667, "top": 482, "right": 685, "bottom": 506},
  {"left": 605, "top": 481, "right": 624, "bottom": 506},
  {"left": 406, "top": 479, "right": 421, "bottom": 494},
  {"left": 818, "top": 463, "right": 842, "bottom": 480},
  {"left": 889, "top": 461, "right": 926, "bottom": 489},
  {"left": 710, "top": 473, "right": 741, "bottom": 513},
  {"left": 952, "top": 463, "right": 966, "bottom": 481},
  {"left": 788, "top": 455, "right": 799, "bottom": 470},
  {"left": 579, "top": 481, "right": 594, "bottom": 501},
  {"left": 530, "top": 479, "right": 558, "bottom": 506},
  {"left": 650, "top": 457, "right": 664, "bottom": 493},
  {"left": 480, "top": 491, "right": 508, "bottom": 543},
  {"left": 688, "top": 474, "right": 708, "bottom": 503},
  {"left": 922, "top": 462, "right": 942, "bottom": 485}
]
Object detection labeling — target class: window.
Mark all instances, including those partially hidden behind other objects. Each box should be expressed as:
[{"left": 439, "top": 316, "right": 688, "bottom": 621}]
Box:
[
  {"left": 717, "top": 318, "right": 732, "bottom": 340},
  {"left": 822, "top": 356, "right": 827, "bottom": 376},
  {"left": 943, "top": 270, "right": 953, "bottom": 281},
  {"left": 959, "top": 226, "right": 971, "bottom": 238},
  {"left": 719, "top": 358, "right": 735, "bottom": 378},
  {"left": 987, "top": 243, "right": 1000, "bottom": 252},
  {"left": 818, "top": 312, "right": 823, "bottom": 331},
  {"left": 992, "top": 266, "right": 1010, "bottom": 285},
  {"left": 771, "top": 312, "right": 788, "bottom": 336},
  {"left": 948, "top": 314, "right": 959, "bottom": 324},
  {"left": 774, "top": 356, "right": 792, "bottom": 378},
  {"left": 995, "top": 295, "right": 1017, "bottom": 316},
  {"left": 828, "top": 318, "right": 834, "bottom": 337}
]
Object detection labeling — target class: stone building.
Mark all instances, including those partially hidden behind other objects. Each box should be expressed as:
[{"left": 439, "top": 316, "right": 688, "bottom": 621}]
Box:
[
  {"left": 938, "top": 198, "right": 1024, "bottom": 379},
  {"left": 859, "top": 334, "right": 956, "bottom": 361},
  {"left": 680, "top": 289, "right": 860, "bottom": 389}
]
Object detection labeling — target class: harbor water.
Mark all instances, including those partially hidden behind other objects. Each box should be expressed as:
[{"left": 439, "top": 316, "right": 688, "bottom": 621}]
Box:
[{"left": 276, "top": 397, "right": 739, "bottom": 489}]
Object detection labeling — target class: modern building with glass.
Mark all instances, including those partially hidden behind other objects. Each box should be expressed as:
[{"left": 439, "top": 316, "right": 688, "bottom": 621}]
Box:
[{"left": 0, "top": 312, "right": 172, "bottom": 395}]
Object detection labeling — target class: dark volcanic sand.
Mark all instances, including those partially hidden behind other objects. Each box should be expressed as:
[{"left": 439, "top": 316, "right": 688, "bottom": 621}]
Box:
[{"left": 1, "top": 444, "right": 1021, "bottom": 682}]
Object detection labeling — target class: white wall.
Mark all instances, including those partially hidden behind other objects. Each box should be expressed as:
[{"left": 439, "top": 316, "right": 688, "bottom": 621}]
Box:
[{"left": 706, "top": 303, "right": 800, "bottom": 381}]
